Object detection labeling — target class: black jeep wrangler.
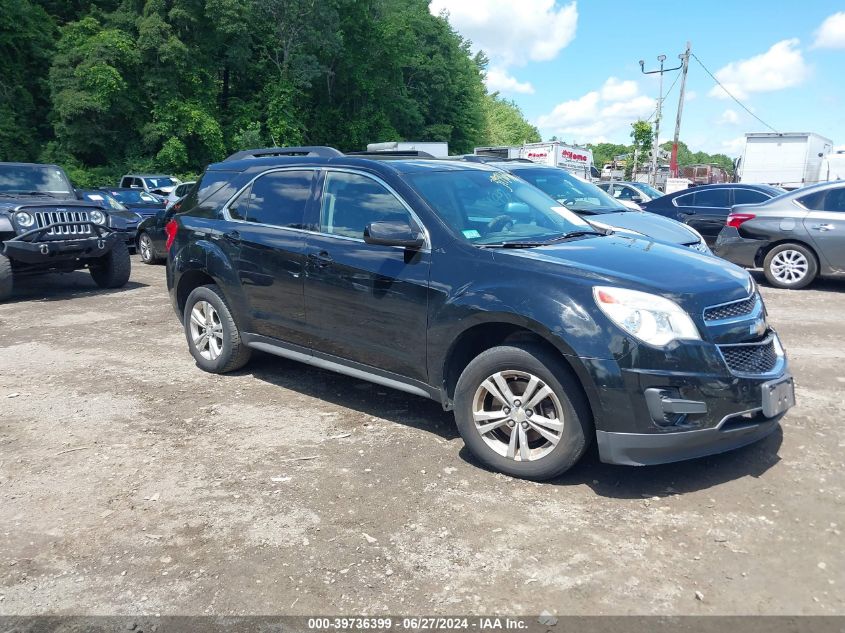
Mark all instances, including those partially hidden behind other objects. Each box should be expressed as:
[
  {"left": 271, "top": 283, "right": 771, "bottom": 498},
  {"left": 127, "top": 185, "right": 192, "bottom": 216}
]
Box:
[{"left": 0, "top": 162, "right": 132, "bottom": 301}]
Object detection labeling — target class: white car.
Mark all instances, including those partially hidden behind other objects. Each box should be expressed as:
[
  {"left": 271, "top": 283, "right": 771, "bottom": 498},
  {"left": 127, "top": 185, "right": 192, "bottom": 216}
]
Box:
[
  {"left": 119, "top": 174, "right": 181, "bottom": 196},
  {"left": 164, "top": 181, "right": 196, "bottom": 208}
]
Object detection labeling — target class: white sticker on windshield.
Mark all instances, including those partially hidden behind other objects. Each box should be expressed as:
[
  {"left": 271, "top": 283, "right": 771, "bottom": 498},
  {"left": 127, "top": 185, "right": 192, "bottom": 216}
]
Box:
[{"left": 87, "top": 194, "right": 104, "bottom": 200}]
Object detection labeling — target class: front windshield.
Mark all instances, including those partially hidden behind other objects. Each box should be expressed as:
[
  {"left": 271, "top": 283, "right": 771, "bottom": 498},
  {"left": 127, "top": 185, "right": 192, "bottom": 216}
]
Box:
[
  {"left": 109, "top": 190, "right": 159, "bottom": 204},
  {"left": 631, "top": 182, "right": 663, "bottom": 199},
  {"left": 408, "top": 168, "right": 594, "bottom": 245},
  {"left": 0, "top": 164, "right": 73, "bottom": 196},
  {"left": 144, "top": 177, "right": 178, "bottom": 188},
  {"left": 508, "top": 168, "right": 627, "bottom": 215},
  {"left": 82, "top": 191, "right": 127, "bottom": 211}
]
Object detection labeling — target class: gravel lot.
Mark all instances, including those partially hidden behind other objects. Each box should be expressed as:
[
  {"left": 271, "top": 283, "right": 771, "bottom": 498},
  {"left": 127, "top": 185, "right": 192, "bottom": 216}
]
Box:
[{"left": 0, "top": 257, "right": 843, "bottom": 616}]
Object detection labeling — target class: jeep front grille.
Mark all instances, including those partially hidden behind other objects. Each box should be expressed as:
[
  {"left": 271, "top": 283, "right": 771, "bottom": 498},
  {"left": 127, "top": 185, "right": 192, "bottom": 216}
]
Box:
[
  {"left": 718, "top": 336, "right": 779, "bottom": 375},
  {"left": 33, "top": 210, "right": 92, "bottom": 236}
]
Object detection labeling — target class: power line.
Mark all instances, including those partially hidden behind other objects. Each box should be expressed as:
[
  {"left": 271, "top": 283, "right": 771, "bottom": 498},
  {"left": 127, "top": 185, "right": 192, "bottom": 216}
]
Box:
[
  {"left": 690, "top": 52, "right": 780, "bottom": 133},
  {"left": 645, "top": 71, "right": 680, "bottom": 123}
]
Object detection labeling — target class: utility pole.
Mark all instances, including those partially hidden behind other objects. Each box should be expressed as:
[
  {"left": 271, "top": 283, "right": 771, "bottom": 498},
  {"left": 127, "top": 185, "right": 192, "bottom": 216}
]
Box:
[
  {"left": 671, "top": 42, "right": 691, "bottom": 179},
  {"left": 640, "top": 53, "right": 682, "bottom": 187}
]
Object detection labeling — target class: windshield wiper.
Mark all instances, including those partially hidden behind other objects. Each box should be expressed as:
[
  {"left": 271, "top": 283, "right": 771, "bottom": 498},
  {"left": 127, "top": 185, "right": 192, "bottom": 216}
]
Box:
[
  {"left": 477, "top": 231, "right": 603, "bottom": 249},
  {"left": 540, "top": 230, "right": 604, "bottom": 243},
  {"left": 3, "top": 190, "right": 60, "bottom": 198}
]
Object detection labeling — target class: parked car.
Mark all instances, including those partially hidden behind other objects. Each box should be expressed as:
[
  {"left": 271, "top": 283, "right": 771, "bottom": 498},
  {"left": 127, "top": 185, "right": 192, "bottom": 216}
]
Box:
[
  {"left": 164, "top": 146, "right": 793, "bottom": 480},
  {"left": 597, "top": 181, "right": 664, "bottom": 204},
  {"left": 136, "top": 202, "right": 185, "bottom": 265},
  {"left": 0, "top": 162, "right": 132, "bottom": 301},
  {"left": 714, "top": 181, "right": 845, "bottom": 289},
  {"left": 489, "top": 162, "right": 711, "bottom": 254},
  {"left": 165, "top": 180, "right": 196, "bottom": 209},
  {"left": 79, "top": 189, "right": 143, "bottom": 249},
  {"left": 642, "top": 183, "right": 785, "bottom": 245},
  {"left": 118, "top": 174, "right": 181, "bottom": 196},
  {"left": 100, "top": 188, "right": 166, "bottom": 218}
]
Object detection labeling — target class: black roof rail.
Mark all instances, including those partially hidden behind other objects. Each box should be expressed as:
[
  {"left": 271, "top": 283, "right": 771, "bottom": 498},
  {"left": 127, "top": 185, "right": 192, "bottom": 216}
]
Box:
[
  {"left": 223, "top": 146, "right": 343, "bottom": 161},
  {"left": 345, "top": 150, "right": 437, "bottom": 159}
]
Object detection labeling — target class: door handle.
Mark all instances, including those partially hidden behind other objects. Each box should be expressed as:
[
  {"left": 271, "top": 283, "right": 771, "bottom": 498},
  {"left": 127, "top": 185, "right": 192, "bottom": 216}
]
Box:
[
  {"left": 223, "top": 230, "right": 241, "bottom": 243},
  {"left": 811, "top": 223, "right": 835, "bottom": 232},
  {"left": 308, "top": 250, "right": 333, "bottom": 267}
]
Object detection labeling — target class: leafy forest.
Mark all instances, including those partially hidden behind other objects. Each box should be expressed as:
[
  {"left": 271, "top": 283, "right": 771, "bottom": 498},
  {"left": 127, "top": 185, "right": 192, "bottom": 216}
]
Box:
[{"left": 1, "top": 0, "right": 542, "bottom": 185}]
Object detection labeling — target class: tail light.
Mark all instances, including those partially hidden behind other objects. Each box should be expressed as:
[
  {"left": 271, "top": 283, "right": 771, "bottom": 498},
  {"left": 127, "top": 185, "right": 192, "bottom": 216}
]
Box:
[
  {"left": 165, "top": 219, "right": 178, "bottom": 252},
  {"left": 726, "top": 213, "right": 755, "bottom": 228}
]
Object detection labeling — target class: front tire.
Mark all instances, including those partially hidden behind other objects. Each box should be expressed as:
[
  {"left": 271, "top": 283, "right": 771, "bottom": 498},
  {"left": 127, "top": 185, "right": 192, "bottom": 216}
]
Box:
[
  {"left": 138, "top": 232, "right": 162, "bottom": 265},
  {"left": 183, "top": 284, "right": 251, "bottom": 373},
  {"left": 453, "top": 343, "right": 592, "bottom": 480},
  {"left": 763, "top": 243, "right": 817, "bottom": 289},
  {"left": 0, "top": 251, "right": 12, "bottom": 301},
  {"left": 89, "top": 240, "right": 131, "bottom": 289}
]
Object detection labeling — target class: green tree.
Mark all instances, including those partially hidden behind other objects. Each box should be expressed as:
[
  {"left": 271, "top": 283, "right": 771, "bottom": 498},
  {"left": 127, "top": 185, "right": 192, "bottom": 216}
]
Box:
[
  {"left": 480, "top": 93, "right": 540, "bottom": 146},
  {"left": 627, "top": 120, "right": 652, "bottom": 178}
]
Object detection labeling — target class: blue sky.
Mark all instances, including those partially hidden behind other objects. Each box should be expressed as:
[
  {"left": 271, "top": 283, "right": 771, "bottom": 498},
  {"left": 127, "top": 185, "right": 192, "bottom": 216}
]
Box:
[{"left": 429, "top": 1, "right": 845, "bottom": 156}]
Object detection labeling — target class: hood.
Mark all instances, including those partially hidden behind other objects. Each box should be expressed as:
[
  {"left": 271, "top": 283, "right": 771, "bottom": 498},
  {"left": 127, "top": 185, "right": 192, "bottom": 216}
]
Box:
[
  {"left": 492, "top": 234, "right": 751, "bottom": 308},
  {"left": 590, "top": 211, "right": 701, "bottom": 246}
]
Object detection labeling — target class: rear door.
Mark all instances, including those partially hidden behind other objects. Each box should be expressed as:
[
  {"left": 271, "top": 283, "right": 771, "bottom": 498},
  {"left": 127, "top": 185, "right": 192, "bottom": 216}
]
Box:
[
  {"left": 801, "top": 185, "right": 845, "bottom": 271},
  {"left": 225, "top": 169, "right": 316, "bottom": 345},
  {"left": 303, "top": 169, "right": 430, "bottom": 381},
  {"left": 681, "top": 187, "right": 732, "bottom": 243}
]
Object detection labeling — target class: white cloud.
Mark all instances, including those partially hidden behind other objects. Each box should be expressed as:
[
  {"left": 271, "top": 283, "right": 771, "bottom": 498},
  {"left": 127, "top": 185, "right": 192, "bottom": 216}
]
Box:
[
  {"left": 485, "top": 66, "right": 535, "bottom": 94},
  {"left": 600, "top": 77, "right": 639, "bottom": 101},
  {"left": 430, "top": 0, "right": 577, "bottom": 94},
  {"left": 536, "top": 80, "right": 654, "bottom": 141},
  {"left": 718, "top": 109, "right": 740, "bottom": 125},
  {"left": 813, "top": 12, "right": 845, "bottom": 49},
  {"left": 708, "top": 39, "right": 809, "bottom": 100}
]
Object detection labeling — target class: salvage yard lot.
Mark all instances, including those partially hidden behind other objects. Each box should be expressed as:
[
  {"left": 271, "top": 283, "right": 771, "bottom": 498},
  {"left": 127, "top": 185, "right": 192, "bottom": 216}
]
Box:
[{"left": 0, "top": 259, "right": 843, "bottom": 615}]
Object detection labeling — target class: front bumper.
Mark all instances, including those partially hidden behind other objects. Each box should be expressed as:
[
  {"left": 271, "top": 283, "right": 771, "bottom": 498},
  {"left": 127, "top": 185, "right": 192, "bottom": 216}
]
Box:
[
  {"left": 2, "top": 222, "right": 120, "bottom": 264},
  {"left": 713, "top": 227, "right": 768, "bottom": 268},
  {"left": 582, "top": 331, "right": 793, "bottom": 466}
]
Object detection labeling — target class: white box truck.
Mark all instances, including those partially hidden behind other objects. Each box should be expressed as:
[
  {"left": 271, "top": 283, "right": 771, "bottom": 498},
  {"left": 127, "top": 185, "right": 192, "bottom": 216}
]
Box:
[
  {"left": 518, "top": 141, "right": 595, "bottom": 180},
  {"left": 737, "top": 132, "right": 833, "bottom": 189}
]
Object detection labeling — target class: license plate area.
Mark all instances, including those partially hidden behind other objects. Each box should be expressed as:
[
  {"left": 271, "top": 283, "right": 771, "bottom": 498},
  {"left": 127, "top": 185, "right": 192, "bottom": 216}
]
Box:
[{"left": 761, "top": 375, "right": 795, "bottom": 418}]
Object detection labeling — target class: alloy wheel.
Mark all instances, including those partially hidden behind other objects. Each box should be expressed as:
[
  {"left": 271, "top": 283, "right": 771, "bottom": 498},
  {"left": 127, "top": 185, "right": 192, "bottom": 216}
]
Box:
[
  {"left": 770, "top": 249, "right": 809, "bottom": 284},
  {"left": 139, "top": 234, "right": 153, "bottom": 262},
  {"left": 189, "top": 300, "right": 224, "bottom": 360},
  {"left": 471, "top": 370, "right": 564, "bottom": 462}
]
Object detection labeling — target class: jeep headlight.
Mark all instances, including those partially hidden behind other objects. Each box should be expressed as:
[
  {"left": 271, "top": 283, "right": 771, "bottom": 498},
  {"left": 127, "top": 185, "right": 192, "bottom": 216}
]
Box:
[
  {"left": 593, "top": 286, "right": 701, "bottom": 347},
  {"left": 89, "top": 209, "right": 107, "bottom": 225},
  {"left": 15, "top": 211, "right": 35, "bottom": 228}
]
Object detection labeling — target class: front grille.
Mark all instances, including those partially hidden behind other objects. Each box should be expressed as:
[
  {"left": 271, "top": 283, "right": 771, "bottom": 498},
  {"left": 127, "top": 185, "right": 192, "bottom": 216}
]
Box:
[
  {"left": 704, "top": 295, "right": 758, "bottom": 322},
  {"left": 33, "top": 210, "right": 92, "bottom": 236},
  {"left": 719, "top": 337, "right": 779, "bottom": 374}
]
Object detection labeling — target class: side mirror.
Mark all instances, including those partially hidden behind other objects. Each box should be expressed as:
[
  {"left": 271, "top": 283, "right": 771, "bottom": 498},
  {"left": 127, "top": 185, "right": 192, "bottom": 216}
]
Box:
[
  {"left": 130, "top": 184, "right": 141, "bottom": 189},
  {"left": 631, "top": 195, "right": 644, "bottom": 204},
  {"left": 364, "top": 220, "right": 425, "bottom": 249}
]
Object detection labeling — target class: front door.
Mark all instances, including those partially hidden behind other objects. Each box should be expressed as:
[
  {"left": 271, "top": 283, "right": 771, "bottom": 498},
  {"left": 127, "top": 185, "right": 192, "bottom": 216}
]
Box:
[
  {"left": 226, "top": 169, "right": 316, "bottom": 345},
  {"left": 685, "top": 187, "right": 732, "bottom": 243},
  {"left": 801, "top": 185, "right": 845, "bottom": 271},
  {"left": 303, "top": 170, "right": 430, "bottom": 382}
]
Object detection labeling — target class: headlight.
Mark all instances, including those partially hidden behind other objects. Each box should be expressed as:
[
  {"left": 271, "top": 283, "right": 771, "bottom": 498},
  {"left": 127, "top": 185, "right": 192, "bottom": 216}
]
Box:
[
  {"left": 593, "top": 286, "right": 701, "bottom": 347},
  {"left": 15, "top": 211, "right": 35, "bottom": 228},
  {"left": 89, "top": 209, "right": 106, "bottom": 225}
]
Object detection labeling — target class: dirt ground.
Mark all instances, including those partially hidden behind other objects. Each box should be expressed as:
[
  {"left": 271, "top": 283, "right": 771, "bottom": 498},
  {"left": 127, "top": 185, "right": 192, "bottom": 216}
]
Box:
[{"left": 0, "top": 257, "right": 842, "bottom": 617}]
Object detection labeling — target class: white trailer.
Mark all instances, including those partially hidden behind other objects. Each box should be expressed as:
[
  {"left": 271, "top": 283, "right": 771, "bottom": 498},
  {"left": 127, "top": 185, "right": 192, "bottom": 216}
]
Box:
[
  {"left": 738, "top": 132, "right": 833, "bottom": 189},
  {"left": 366, "top": 141, "right": 449, "bottom": 157},
  {"left": 518, "top": 141, "right": 594, "bottom": 180}
]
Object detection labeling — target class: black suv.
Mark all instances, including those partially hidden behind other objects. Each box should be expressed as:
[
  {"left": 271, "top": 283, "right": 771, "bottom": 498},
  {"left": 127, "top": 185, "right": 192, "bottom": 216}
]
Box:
[
  {"left": 166, "top": 147, "right": 794, "bottom": 480},
  {"left": 0, "top": 162, "right": 132, "bottom": 301}
]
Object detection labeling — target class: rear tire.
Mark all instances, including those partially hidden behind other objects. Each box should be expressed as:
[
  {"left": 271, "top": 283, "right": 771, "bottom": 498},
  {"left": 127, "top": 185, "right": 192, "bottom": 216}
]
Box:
[
  {"left": 138, "top": 232, "right": 162, "bottom": 265},
  {"left": 763, "top": 243, "right": 817, "bottom": 289},
  {"left": 453, "top": 343, "right": 592, "bottom": 480},
  {"left": 183, "top": 284, "right": 251, "bottom": 373},
  {"left": 0, "top": 251, "right": 12, "bottom": 301},
  {"left": 90, "top": 240, "right": 132, "bottom": 289}
]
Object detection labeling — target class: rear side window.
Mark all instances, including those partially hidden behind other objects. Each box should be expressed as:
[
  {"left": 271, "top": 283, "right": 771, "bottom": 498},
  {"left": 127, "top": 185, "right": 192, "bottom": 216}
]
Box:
[
  {"left": 120, "top": 177, "right": 131, "bottom": 188},
  {"left": 181, "top": 170, "right": 240, "bottom": 218},
  {"left": 797, "top": 190, "right": 827, "bottom": 211},
  {"left": 733, "top": 189, "right": 770, "bottom": 205},
  {"left": 229, "top": 170, "right": 313, "bottom": 228},
  {"left": 693, "top": 188, "right": 730, "bottom": 207},
  {"left": 319, "top": 171, "right": 412, "bottom": 239}
]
